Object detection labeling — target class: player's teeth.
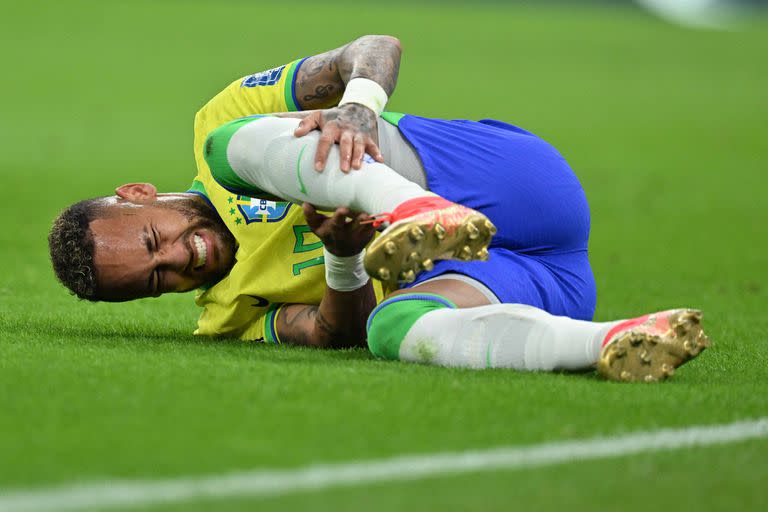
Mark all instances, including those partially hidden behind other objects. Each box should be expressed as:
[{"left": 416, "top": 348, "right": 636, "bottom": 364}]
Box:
[{"left": 194, "top": 234, "right": 207, "bottom": 268}]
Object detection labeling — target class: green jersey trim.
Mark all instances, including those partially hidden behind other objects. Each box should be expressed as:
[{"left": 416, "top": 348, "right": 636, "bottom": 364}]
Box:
[
  {"left": 381, "top": 111, "right": 405, "bottom": 127},
  {"left": 204, "top": 115, "right": 268, "bottom": 196},
  {"left": 284, "top": 58, "right": 306, "bottom": 112},
  {"left": 264, "top": 303, "right": 283, "bottom": 344},
  {"left": 187, "top": 179, "right": 208, "bottom": 198}
]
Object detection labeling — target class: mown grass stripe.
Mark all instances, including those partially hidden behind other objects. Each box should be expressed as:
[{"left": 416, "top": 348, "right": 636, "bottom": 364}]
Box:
[{"left": 1, "top": 418, "right": 766, "bottom": 512}]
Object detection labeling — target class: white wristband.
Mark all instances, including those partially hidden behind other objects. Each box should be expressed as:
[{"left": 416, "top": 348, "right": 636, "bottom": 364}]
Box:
[
  {"left": 323, "top": 248, "right": 370, "bottom": 292},
  {"left": 338, "top": 78, "right": 388, "bottom": 116}
]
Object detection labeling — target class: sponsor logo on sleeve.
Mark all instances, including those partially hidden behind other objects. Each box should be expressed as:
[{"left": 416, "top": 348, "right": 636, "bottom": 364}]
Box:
[{"left": 241, "top": 65, "right": 285, "bottom": 88}]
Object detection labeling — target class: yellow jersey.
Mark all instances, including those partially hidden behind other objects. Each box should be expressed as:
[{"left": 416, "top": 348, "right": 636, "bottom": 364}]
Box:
[{"left": 189, "top": 59, "right": 385, "bottom": 342}]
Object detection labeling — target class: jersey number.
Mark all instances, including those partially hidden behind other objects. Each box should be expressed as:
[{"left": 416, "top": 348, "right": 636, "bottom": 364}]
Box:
[{"left": 292, "top": 225, "right": 324, "bottom": 276}]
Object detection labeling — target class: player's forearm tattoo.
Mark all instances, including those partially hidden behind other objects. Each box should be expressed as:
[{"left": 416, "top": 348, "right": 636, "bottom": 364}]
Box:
[
  {"left": 279, "top": 305, "right": 318, "bottom": 346},
  {"left": 294, "top": 36, "right": 401, "bottom": 110},
  {"left": 303, "top": 84, "right": 336, "bottom": 103},
  {"left": 278, "top": 304, "right": 353, "bottom": 347},
  {"left": 315, "top": 309, "right": 335, "bottom": 338},
  {"left": 338, "top": 36, "right": 401, "bottom": 96}
]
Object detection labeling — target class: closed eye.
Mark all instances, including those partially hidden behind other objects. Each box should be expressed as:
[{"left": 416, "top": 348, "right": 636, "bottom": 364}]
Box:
[
  {"left": 151, "top": 226, "right": 162, "bottom": 294},
  {"left": 145, "top": 225, "right": 162, "bottom": 295}
]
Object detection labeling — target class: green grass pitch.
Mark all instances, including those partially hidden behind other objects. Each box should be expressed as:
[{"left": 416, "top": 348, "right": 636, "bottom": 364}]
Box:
[{"left": 1, "top": 1, "right": 767, "bottom": 510}]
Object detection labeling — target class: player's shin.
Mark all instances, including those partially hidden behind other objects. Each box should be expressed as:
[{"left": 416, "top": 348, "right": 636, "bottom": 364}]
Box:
[
  {"left": 367, "top": 295, "right": 617, "bottom": 371},
  {"left": 212, "top": 116, "right": 432, "bottom": 214}
]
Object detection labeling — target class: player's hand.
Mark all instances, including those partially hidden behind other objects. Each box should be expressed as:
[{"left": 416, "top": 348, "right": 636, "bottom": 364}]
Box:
[
  {"left": 293, "top": 104, "right": 385, "bottom": 173},
  {"left": 302, "top": 203, "right": 375, "bottom": 257}
]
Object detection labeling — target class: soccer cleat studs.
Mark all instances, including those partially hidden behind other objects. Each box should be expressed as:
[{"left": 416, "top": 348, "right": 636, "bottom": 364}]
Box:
[
  {"left": 363, "top": 197, "right": 497, "bottom": 287},
  {"left": 466, "top": 222, "right": 480, "bottom": 240},
  {"left": 597, "top": 309, "right": 711, "bottom": 383},
  {"left": 409, "top": 227, "right": 424, "bottom": 241}
]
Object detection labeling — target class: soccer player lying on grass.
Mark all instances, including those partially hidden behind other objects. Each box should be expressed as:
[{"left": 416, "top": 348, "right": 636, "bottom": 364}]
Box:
[{"left": 48, "top": 35, "right": 709, "bottom": 382}]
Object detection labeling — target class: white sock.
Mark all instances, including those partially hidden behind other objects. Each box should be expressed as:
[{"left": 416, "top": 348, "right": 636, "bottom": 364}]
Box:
[
  {"left": 399, "top": 303, "right": 622, "bottom": 371},
  {"left": 226, "top": 116, "right": 432, "bottom": 213}
]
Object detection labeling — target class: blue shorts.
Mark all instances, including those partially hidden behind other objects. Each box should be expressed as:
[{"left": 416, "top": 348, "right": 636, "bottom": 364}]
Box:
[{"left": 395, "top": 115, "right": 596, "bottom": 321}]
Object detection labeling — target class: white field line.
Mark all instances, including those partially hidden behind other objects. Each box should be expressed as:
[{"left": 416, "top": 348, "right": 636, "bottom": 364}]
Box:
[{"left": 1, "top": 418, "right": 766, "bottom": 512}]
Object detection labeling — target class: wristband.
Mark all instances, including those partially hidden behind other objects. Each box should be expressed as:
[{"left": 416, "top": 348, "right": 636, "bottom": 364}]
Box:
[
  {"left": 324, "top": 247, "right": 370, "bottom": 292},
  {"left": 338, "top": 78, "right": 388, "bottom": 116}
]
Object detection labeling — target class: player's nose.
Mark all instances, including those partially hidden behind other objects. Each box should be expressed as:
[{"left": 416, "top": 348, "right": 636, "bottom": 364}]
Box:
[{"left": 157, "top": 238, "right": 193, "bottom": 271}]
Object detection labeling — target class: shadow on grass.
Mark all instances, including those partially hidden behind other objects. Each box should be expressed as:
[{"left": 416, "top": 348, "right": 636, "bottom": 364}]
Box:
[
  {"left": 1, "top": 317, "right": 189, "bottom": 343},
  {"left": 1, "top": 319, "right": 613, "bottom": 375},
  {"left": 0, "top": 316, "right": 377, "bottom": 364}
]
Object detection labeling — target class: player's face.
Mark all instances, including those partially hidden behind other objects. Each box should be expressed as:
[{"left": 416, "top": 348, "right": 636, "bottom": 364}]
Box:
[{"left": 89, "top": 194, "right": 236, "bottom": 301}]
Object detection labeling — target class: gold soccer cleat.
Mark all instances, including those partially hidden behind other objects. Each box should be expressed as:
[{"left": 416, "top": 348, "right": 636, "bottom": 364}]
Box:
[
  {"left": 363, "top": 196, "right": 496, "bottom": 287},
  {"left": 597, "top": 309, "right": 711, "bottom": 383}
]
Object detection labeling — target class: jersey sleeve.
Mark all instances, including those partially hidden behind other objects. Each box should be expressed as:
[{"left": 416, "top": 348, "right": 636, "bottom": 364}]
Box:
[
  {"left": 197, "top": 58, "right": 306, "bottom": 124},
  {"left": 192, "top": 58, "right": 306, "bottom": 190},
  {"left": 195, "top": 295, "right": 285, "bottom": 344}
]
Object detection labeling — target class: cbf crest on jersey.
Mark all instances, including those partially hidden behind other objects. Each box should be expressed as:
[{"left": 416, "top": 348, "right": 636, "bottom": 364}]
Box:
[{"left": 236, "top": 196, "right": 292, "bottom": 223}]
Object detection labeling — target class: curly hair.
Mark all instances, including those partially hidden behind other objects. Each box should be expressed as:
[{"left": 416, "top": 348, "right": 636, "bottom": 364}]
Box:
[{"left": 48, "top": 198, "right": 108, "bottom": 301}]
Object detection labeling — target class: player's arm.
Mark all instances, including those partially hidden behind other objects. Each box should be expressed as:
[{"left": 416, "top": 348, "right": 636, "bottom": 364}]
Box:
[
  {"left": 291, "top": 35, "right": 402, "bottom": 172},
  {"left": 275, "top": 205, "right": 377, "bottom": 349},
  {"left": 276, "top": 288, "right": 375, "bottom": 349},
  {"left": 293, "top": 35, "right": 401, "bottom": 110}
]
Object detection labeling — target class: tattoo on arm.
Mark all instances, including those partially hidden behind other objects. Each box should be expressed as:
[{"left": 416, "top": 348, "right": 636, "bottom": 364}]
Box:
[
  {"left": 277, "top": 305, "right": 319, "bottom": 346},
  {"left": 275, "top": 303, "right": 358, "bottom": 348},
  {"left": 339, "top": 35, "right": 401, "bottom": 96},
  {"left": 293, "top": 35, "right": 402, "bottom": 110},
  {"left": 315, "top": 309, "right": 335, "bottom": 338},
  {"left": 294, "top": 48, "right": 345, "bottom": 110},
  {"left": 303, "top": 84, "right": 336, "bottom": 103}
]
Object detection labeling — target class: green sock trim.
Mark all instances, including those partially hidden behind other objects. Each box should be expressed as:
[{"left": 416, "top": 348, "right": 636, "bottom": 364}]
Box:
[
  {"left": 204, "top": 115, "right": 269, "bottom": 195},
  {"left": 380, "top": 111, "right": 405, "bottom": 127},
  {"left": 366, "top": 293, "right": 456, "bottom": 360}
]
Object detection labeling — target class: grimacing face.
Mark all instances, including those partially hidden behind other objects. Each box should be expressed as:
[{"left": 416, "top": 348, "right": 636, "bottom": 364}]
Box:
[{"left": 90, "top": 184, "right": 236, "bottom": 301}]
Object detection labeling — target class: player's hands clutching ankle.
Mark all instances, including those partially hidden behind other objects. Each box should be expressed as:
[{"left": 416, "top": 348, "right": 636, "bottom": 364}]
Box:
[
  {"left": 302, "top": 203, "right": 375, "bottom": 257},
  {"left": 293, "top": 104, "right": 384, "bottom": 173}
]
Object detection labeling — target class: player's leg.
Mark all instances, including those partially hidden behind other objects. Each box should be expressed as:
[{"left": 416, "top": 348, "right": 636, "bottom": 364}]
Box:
[
  {"left": 366, "top": 276, "right": 710, "bottom": 382},
  {"left": 359, "top": 117, "right": 709, "bottom": 380},
  {"left": 367, "top": 262, "right": 611, "bottom": 373},
  {"left": 204, "top": 115, "right": 495, "bottom": 279}
]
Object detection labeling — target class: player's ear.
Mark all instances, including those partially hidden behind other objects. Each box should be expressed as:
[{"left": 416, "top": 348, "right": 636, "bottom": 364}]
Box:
[{"left": 115, "top": 183, "right": 158, "bottom": 203}]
